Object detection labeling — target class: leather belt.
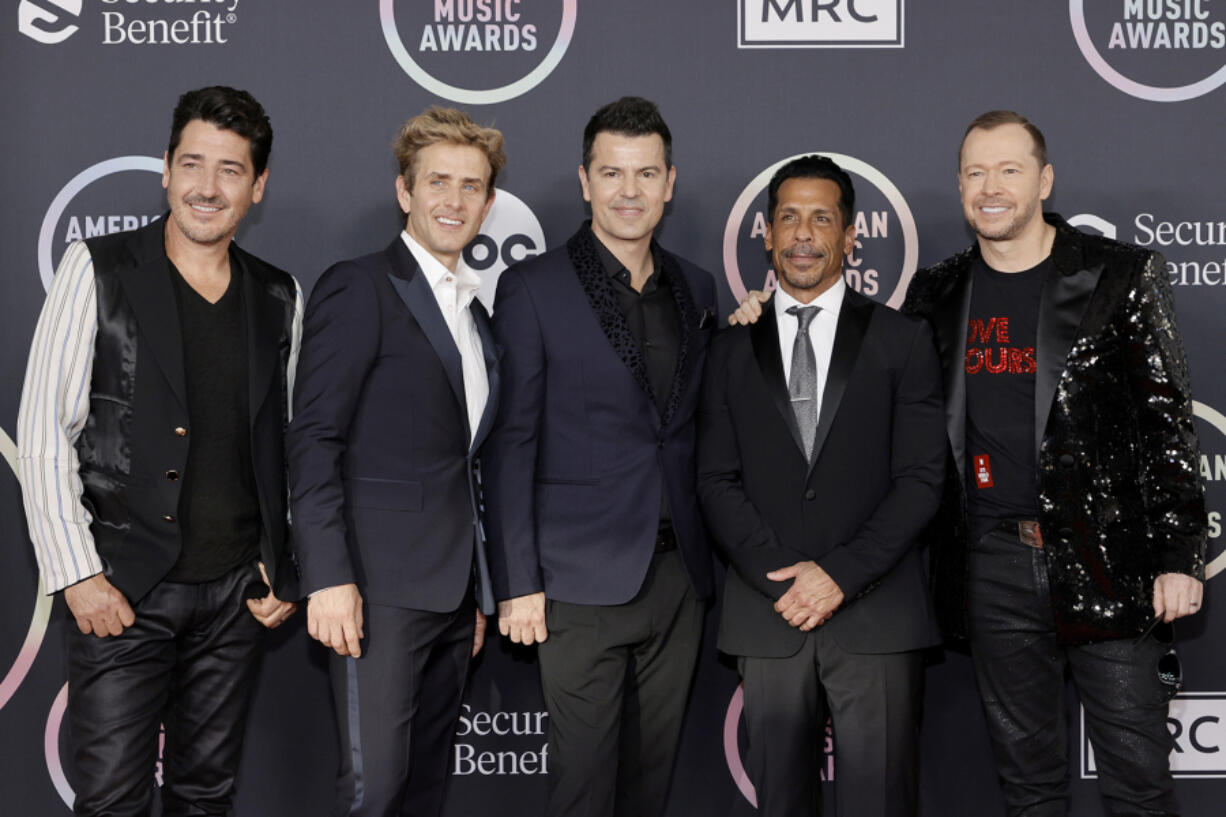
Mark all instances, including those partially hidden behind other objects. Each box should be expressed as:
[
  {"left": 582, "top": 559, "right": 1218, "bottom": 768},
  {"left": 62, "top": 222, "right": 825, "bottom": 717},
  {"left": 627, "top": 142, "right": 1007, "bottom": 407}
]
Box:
[
  {"left": 654, "top": 526, "right": 677, "bottom": 553},
  {"left": 996, "top": 518, "right": 1044, "bottom": 549}
]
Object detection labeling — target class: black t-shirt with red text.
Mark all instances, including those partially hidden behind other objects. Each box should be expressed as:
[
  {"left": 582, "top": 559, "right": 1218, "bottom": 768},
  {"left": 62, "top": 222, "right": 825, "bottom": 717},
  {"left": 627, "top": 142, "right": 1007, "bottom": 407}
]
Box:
[{"left": 964, "top": 256, "right": 1048, "bottom": 540}]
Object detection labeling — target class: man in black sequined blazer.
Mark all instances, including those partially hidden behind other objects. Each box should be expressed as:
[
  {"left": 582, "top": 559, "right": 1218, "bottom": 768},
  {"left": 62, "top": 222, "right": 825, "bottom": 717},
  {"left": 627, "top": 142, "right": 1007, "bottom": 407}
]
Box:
[
  {"left": 483, "top": 97, "right": 716, "bottom": 817},
  {"left": 902, "top": 111, "right": 1207, "bottom": 817}
]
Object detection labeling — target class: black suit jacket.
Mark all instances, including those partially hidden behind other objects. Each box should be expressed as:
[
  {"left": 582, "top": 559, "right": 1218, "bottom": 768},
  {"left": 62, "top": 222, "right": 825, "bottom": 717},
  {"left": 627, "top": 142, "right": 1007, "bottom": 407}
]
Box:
[
  {"left": 288, "top": 237, "right": 498, "bottom": 614},
  {"left": 698, "top": 289, "right": 945, "bottom": 659},
  {"left": 483, "top": 223, "right": 716, "bottom": 606},
  {"left": 74, "top": 218, "right": 300, "bottom": 602},
  {"left": 903, "top": 213, "right": 1206, "bottom": 643}
]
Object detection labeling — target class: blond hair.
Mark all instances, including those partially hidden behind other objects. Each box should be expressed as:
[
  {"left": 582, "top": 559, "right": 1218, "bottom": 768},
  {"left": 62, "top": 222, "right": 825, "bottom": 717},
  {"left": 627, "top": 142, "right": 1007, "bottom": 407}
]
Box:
[{"left": 393, "top": 106, "right": 506, "bottom": 197}]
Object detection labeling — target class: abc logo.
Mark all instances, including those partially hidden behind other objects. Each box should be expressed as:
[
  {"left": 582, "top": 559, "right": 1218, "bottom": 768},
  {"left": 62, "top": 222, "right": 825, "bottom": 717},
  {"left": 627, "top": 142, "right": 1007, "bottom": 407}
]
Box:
[{"left": 464, "top": 189, "right": 545, "bottom": 308}]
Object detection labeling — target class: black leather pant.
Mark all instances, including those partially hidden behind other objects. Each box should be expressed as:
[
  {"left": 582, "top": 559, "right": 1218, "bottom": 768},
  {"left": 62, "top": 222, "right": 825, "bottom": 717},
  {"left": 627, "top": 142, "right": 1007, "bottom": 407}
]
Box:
[
  {"left": 66, "top": 561, "right": 267, "bottom": 817},
  {"left": 967, "top": 529, "right": 1179, "bottom": 817}
]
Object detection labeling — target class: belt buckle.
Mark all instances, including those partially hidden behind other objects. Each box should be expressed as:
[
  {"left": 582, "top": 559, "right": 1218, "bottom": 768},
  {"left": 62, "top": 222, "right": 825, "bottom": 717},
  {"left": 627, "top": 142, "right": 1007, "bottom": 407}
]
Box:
[{"left": 1017, "top": 520, "right": 1043, "bottom": 549}]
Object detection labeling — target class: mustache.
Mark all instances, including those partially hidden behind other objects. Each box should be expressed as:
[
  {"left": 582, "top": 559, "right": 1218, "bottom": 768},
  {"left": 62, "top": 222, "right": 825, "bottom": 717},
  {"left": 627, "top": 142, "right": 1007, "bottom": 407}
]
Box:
[
  {"left": 184, "top": 195, "right": 224, "bottom": 207},
  {"left": 782, "top": 242, "right": 823, "bottom": 259}
]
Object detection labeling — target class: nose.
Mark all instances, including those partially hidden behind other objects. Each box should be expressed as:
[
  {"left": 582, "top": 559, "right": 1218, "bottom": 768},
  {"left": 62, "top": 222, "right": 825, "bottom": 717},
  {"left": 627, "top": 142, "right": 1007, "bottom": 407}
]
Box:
[
  {"left": 982, "top": 170, "right": 1003, "bottom": 193},
  {"left": 619, "top": 173, "right": 639, "bottom": 198},
  {"left": 198, "top": 169, "right": 219, "bottom": 198}
]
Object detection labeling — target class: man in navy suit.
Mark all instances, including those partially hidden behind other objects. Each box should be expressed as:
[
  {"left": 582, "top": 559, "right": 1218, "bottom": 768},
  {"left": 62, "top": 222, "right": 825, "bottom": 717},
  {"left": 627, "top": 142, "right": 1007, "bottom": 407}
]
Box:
[
  {"left": 287, "top": 107, "right": 504, "bottom": 817},
  {"left": 484, "top": 96, "right": 717, "bottom": 817}
]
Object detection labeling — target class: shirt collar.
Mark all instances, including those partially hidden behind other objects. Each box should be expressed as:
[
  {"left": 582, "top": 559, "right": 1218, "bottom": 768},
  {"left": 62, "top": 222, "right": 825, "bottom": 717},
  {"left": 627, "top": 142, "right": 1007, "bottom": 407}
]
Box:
[
  {"left": 400, "top": 230, "right": 482, "bottom": 303},
  {"left": 593, "top": 231, "right": 663, "bottom": 292},
  {"left": 774, "top": 275, "right": 846, "bottom": 322}
]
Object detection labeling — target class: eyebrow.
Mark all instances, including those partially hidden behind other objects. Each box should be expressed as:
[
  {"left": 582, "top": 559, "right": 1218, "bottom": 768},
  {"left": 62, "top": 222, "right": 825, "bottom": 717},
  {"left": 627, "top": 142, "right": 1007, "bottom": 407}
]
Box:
[
  {"left": 596, "top": 164, "right": 661, "bottom": 173},
  {"left": 425, "top": 171, "right": 485, "bottom": 186},
  {"left": 176, "top": 153, "right": 249, "bottom": 170}
]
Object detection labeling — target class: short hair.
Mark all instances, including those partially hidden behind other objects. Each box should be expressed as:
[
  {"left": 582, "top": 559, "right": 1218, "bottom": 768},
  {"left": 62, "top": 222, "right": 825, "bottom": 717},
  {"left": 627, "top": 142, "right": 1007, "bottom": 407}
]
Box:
[
  {"left": 959, "top": 110, "right": 1048, "bottom": 170},
  {"left": 582, "top": 96, "right": 673, "bottom": 170},
  {"left": 767, "top": 154, "right": 856, "bottom": 228},
  {"left": 168, "top": 86, "right": 273, "bottom": 176},
  {"left": 393, "top": 106, "right": 506, "bottom": 198}
]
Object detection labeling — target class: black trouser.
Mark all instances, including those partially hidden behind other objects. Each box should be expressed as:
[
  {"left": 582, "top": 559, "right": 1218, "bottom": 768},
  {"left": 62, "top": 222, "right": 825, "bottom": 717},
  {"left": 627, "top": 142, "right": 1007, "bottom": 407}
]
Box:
[
  {"left": 66, "top": 561, "right": 267, "bottom": 817},
  {"left": 536, "top": 549, "right": 703, "bottom": 817},
  {"left": 739, "top": 635, "right": 923, "bottom": 817},
  {"left": 968, "top": 529, "right": 1179, "bottom": 817},
  {"left": 329, "top": 597, "right": 475, "bottom": 817}
]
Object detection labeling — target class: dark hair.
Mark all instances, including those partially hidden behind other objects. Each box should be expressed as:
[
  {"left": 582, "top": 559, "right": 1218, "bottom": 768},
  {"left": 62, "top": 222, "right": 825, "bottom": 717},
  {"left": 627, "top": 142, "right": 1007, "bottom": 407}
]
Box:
[
  {"left": 959, "top": 110, "right": 1048, "bottom": 170},
  {"left": 767, "top": 154, "right": 855, "bottom": 228},
  {"left": 582, "top": 96, "right": 672, "bottom": 170},
  {"left": 168, "top": 86, "right": 273, "bottom": 176}
]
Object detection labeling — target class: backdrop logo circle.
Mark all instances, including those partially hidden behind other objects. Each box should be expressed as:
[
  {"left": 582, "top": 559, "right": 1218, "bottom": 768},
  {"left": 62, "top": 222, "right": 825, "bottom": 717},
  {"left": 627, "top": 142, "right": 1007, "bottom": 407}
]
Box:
[
  {"left": 1193, "top": 401, "right": 1226, "bottom": 580},
  {"left": 723, "top": 683, "right": 834, "bottom": 806},
  {"left": 1070, "top": 0, "right": 1226, "bottom": 102},
  {"left": 38, "top": 156, "right": 164, "bottom": 292},
  {"left": 0, "top": 428, "right": 53, "bottom": 712},
  {"left": 379, "top": 0, "right": 577, "bottom": 105},
  {"left": 462, "top": 188, "right": 545, "bottom": 309},
  {"left": 723, "top": 153, "right": 918, "bottom": 308}
]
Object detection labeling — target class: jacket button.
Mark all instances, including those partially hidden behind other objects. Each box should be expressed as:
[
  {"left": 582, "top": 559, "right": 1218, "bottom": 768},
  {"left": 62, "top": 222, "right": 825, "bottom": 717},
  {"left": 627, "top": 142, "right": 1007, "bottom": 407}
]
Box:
[
  {"left": 804, "top": 489, "right": 816, "bottom": 500},
  {"left": 162, "top": 514, "right": 176, "bottom": 523},
  {"left": 1059, "top": 454, "right": 1074, "bottom": 466},
  {"left": 174, "top": 427, "right": 188, "bottom": 437},
  {"left": 165, "top": 470, "right": 180, "bottom": 481}
]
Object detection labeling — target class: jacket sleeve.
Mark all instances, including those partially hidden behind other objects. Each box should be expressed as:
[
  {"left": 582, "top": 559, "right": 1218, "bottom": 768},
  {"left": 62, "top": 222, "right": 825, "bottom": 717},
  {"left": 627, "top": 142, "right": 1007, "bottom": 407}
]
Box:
[
  {"left": 815, "top": 319, "right": 947, "bottom": 598},
  {"left": 1124, "top": 251, "right": 1207, "bottom": 578},
  {"left": 482, "top": 266, "right": 547, "bottom": 600},
  {"left": 286, "top": 265, "right": 380, "bottom": 597},
  {"left": 16, "top": 241, "right": 105, "bottom": 594}
]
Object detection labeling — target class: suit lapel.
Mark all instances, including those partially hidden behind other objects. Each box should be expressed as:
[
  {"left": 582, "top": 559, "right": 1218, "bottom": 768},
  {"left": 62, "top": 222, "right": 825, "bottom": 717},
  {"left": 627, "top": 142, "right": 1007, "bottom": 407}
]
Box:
[
  {"left": 383, "top": 239, "right": 469, "bottom": 431},
  {"left": 118, "top": 223, "right": 187, "bottom": 408},
  {"left": 659, "top": 251, "right": 699, "bottom": 428},
  {"left": 239, "top": 249, "right": 282, "bottom": 427},
  {"left": 470, "top": 300, "right": 500, "bottom": 453},
  {"left": 808, "top": 290, "right": 871, "bottom": 470},
  {"left": 1034, "top": 234, "right": 1102, "bottom": 461},
  {"left": 749, "top": 307, "right": 806, "bottom": 457},
  {"left": 931, "top": 264, "right": 973, "bottom": 477},
  {"left": 565, "top": 225, "right": 655, "bottom": 408}
]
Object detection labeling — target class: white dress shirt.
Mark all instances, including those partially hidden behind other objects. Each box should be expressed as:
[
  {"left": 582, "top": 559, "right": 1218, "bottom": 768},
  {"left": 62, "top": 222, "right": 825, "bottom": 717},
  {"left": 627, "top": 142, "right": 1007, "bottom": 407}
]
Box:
[
  {"left": 400, "top": 231, "right": 489, "bottom": 445},
  {"left": 774, "top": 277, "right": 846, "bottom": 422},
  {"left": 16, "top": 239, "right": 305, "bottom": 594}
]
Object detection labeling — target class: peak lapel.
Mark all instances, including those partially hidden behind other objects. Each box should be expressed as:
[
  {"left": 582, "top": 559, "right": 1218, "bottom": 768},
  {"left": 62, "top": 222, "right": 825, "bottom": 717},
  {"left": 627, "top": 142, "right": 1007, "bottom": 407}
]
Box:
[
  {"left": 470, "top": 300, "right": 501, "bottom": 453},
  {"left": 749, "top": 306, "right": 806, "bottom": 458},
  {"left": 239, "top": 251, "right": 283, "bottom": 427},
  {"left": 931, "top": 266, "right": 973, "bottom": 477},
  {"left": 808, "top": 291, "right": 871, "bottom": 471}
]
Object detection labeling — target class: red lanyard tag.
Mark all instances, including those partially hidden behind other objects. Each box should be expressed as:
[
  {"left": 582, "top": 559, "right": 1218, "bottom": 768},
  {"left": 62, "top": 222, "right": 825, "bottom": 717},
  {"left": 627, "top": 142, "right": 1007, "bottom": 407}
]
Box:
[{"left": 973, "top": 454, "right": 994, "bottom": 489}]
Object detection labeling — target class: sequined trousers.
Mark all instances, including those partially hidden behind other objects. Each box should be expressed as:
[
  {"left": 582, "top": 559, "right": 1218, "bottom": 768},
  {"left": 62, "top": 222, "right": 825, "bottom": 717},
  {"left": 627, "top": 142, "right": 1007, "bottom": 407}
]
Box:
[{"left": 968, "top": 529, "right": 1179, "bottom": 817}]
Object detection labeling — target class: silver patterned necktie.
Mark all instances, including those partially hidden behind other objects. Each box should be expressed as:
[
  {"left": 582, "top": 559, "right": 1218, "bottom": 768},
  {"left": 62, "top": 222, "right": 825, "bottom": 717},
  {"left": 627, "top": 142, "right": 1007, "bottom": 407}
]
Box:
[{"left": 786, "top": 305, "right": 820, "bottom": 459}]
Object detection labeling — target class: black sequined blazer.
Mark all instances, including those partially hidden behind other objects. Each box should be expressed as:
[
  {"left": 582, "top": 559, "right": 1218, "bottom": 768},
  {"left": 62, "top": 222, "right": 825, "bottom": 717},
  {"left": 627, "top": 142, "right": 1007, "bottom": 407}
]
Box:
[{"left": 902, "top": 213, "right": 1206, "bottom": 643}]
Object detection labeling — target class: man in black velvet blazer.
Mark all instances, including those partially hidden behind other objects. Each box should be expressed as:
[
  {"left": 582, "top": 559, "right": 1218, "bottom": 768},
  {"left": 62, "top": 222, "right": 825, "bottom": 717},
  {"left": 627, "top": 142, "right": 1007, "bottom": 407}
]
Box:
[
  {"left": 483, "top": 97, "right": 716, "bottom": 817},
  {"left": 703, "top": 155, "right": 945, "bottom": 817},
  {"left": 288, "top": 107, "right": 503, "bottom": 817}
]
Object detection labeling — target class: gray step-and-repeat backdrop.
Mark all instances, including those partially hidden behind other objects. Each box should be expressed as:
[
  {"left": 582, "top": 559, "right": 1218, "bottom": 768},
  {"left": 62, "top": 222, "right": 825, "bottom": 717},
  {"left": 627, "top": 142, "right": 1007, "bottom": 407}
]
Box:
[{"left": 3, "top": 2, "right": 1224, "bottom": 815}]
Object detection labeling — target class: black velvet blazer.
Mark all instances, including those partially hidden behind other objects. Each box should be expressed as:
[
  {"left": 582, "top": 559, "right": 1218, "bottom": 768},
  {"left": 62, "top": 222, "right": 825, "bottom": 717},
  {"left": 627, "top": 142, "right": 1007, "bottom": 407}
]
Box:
[{"left": 903, "top": 213, "right": 1206, "bottom": 644}]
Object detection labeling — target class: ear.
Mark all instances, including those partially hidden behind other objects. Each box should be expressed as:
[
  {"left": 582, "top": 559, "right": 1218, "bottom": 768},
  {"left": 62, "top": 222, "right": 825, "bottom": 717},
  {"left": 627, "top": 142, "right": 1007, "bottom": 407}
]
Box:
[
  {"left": 480, "top": 187, "right": 496, "bottom": 223},
  {"left": 842, "top": 222, "right": 857, "bottom": 256},
  {"left": 162, "top": 151, "right": 171, "bottom": 190},
  {"left": 577, "top": 164, "right": 592, "bottom": 203},
  {"left": 663, "top": 164, "right": 676, "bottom": 203},
  {"left": 395, "top": 174, "right": 412, "bottom": 214},
  {"left": 251, "top": 168, "right": 268, "bottom": 204},
  {"left": 1039, "top": 163, "right": 1054, "bottom": 201},
  {"left": 764, "top": 220, "right": 774, "bottom": 253}
]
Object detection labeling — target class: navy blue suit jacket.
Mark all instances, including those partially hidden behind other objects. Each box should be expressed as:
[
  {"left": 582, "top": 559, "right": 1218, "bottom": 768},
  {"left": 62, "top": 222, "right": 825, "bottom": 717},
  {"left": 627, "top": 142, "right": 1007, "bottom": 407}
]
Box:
[
  {"left": 483, "top": 223, "right": 716, "bottom": 606},
  {"left": 288, "top": 237, "right": 498, "bottom": 614}
]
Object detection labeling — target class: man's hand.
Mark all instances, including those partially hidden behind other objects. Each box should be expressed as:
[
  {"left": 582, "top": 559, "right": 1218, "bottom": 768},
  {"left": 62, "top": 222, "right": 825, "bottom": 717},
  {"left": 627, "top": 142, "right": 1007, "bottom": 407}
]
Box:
[
  {"left": 63, "top": 574, "right": 135, "bottom": 637},
  {"left": 307, "top": 583, "right": 364, "bottom": 657},
  {"left": 1153, "top": 573, "right": 1203, "bottom": 623},
  {"left": 768, "top": 561, "right": 844, "bottom": 631},
  {"left": 246, "top": 562, "right": 298, "bottom": 629},
  {"left": 473, "top": 609, "right": 487, "bottom": 657},
  {"left": 727, "top": 290, "right": 771, "bottom": 326},
  {"left": 497, "top": 592, "right": 548, "bottom": 645}
]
